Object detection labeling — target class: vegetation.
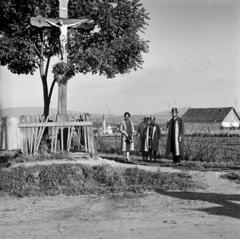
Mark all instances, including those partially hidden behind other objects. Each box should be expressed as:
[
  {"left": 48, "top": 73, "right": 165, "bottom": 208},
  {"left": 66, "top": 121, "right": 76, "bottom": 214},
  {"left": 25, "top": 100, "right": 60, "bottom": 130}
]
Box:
[
  {"left": 95, "top": 135, "right": 240, "bottom": 164},
  {"left": 221, "top": 172, "right": 240, "bottom": 184},
  {"left": 0, "top": 164, "right": 198, "bottom": 197},
  {"left": 0, "top": 0, "right": 149, "bottom": 117}
]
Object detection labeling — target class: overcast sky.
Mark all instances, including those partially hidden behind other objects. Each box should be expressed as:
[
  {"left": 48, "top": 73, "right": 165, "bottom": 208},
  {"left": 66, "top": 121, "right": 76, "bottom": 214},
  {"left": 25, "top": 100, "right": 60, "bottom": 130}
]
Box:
[{"left": 1, "top": 0, "right": 240, "bottom": 115}]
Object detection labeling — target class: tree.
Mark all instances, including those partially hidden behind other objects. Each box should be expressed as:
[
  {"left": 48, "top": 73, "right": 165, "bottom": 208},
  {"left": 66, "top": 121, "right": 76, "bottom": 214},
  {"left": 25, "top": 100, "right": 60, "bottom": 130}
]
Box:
[{"left": 0, "top": 0, "right": 149, "bottom": 118}]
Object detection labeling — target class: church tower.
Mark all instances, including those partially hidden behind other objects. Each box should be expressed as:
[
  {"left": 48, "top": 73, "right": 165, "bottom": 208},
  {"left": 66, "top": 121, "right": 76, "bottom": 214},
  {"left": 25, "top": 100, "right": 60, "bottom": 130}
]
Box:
[{"left": 102, "top": 115, "right": 106, "bottom": 134}]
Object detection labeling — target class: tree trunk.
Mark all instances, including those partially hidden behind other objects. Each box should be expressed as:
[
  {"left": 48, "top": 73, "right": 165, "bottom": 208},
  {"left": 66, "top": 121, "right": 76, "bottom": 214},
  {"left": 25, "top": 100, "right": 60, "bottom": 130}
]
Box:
[
  {"left": 43, "top": 96, "right": 50, "bottom": 119},
  {"left": 40, "top": 74, "right": 49, "bottom": 119},
  {"left": 40, "top": 74, "right": 50, "bottom": 137},
  {"left": 57, "top": 80, "right": 68, "bottom": 121}
]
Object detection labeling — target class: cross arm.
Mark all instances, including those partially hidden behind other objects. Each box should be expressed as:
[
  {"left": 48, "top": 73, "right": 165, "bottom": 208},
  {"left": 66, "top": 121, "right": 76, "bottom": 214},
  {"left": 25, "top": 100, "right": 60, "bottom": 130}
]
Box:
[
  {"left": 67, "top": 19, "right": 94, "bottom": 28},
  {"left": 30, "top": 15, "right": 55, "bottom": 28},
  {"left": 30, "top": 15, "right": 95, "bottom": 29},
  {"left": 45, "top": 19, "right": 59, "bottom": 28}
]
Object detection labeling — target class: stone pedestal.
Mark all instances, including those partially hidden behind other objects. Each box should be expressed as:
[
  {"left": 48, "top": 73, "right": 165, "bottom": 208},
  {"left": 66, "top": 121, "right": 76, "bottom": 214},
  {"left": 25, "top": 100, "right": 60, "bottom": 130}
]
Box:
[{"left": 5, "top": 117, "right": 22, "bottom": 150}]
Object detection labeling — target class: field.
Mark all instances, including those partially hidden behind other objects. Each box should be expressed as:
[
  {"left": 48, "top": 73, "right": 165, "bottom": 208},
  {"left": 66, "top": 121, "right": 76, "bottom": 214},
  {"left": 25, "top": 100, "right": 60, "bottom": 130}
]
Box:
[
  {"left": 1, "top": 159, "right": 239, "bottom": 239},
  {"left": 94, "top": 135, "right": 240, "bottom": 163},
  {"left": 1, "top": 142, "right": 240, "bottom": 239}
]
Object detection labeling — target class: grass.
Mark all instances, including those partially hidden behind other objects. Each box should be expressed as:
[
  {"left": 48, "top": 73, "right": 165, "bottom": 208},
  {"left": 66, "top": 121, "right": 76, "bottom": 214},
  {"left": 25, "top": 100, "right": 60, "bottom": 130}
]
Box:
[
  {"left": 0, "top": 163, "right": 199, "bottom": 197},
  {"left": 100, "top": 153, "right": 240, "bottom": 171},
  {"left": 13, "top": 151, "right": 73, "bottom": 163},
  {"left": 221, "top": 171, "right": 240, "bottom": 184},
  {"left": 95, "top": 135, "right": 240, "bottom": 164}
]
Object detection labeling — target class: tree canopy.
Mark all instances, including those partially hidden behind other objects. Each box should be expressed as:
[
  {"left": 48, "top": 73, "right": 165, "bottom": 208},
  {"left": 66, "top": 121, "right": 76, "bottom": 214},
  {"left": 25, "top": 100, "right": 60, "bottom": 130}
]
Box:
[{"left": 0, "top": 0, "right": 149, "bottom": 116}]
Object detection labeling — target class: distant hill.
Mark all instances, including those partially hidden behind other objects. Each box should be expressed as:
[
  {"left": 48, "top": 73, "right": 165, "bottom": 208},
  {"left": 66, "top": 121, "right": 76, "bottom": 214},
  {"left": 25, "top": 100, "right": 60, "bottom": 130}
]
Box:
[
  {"left": 91, "top": 107, "right": 189, "bottom": 127},
  {"left": 0, "top": 107, "right": 52, "bottom": 117},
  {"left": 0, "top": 107, "right": 189, "bottom": 127},
  {"left": 0, "top": 107, "right": 84, "bottom": 118}
]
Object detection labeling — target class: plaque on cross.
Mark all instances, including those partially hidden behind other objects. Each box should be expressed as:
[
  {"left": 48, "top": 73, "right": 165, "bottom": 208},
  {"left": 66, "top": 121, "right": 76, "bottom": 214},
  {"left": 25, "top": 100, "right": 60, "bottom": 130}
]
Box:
[{"left": 59, "top": 0, "right": 69, "bottom": 18}]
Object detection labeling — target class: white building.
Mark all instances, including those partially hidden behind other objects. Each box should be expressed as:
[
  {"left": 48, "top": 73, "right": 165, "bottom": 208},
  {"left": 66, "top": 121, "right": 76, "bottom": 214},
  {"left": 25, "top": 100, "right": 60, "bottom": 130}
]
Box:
[
  {"left": 100, "top": 115, "right": 113, "bottom": 135},
  {"left": 182, "top": 107, "right": 240, "bottom": 134}
]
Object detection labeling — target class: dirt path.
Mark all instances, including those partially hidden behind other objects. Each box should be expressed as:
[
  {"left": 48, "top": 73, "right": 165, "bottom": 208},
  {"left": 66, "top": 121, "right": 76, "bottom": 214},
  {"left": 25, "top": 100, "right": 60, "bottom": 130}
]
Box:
[
  {"left": 11, "top": 153, "right": 182, "bottom": 173},
  {"left": 1, "top": 156, "right": 240, "bottom": 239}
]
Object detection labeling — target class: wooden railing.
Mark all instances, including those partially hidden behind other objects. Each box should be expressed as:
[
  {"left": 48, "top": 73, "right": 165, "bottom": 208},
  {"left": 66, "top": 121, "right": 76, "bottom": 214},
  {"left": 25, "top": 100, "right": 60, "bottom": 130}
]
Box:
[{"left": 18, "top": 114, "right": 95, "bottom": 155}]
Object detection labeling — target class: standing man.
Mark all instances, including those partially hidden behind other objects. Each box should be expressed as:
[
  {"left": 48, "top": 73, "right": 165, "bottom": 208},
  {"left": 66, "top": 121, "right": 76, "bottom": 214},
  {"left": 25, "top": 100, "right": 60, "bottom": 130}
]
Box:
[
  {"left": 120, "top": 112, "right": 135, "bottom": 162},
  {"left": 166, "top": 108, "right": 185, "bottom": 163},
  {"left": 137, "top": 117, "right": 149, "bottom": 161},
  {"left": 145, "top": 116, "right": 161, "bottom": 162}
]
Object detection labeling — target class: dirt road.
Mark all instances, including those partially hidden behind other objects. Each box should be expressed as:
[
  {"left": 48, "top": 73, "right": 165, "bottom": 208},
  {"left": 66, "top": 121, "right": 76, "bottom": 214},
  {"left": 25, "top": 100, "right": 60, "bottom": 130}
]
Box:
[{"left": 0, "top": 160, "right": 239, "bottom": 239}]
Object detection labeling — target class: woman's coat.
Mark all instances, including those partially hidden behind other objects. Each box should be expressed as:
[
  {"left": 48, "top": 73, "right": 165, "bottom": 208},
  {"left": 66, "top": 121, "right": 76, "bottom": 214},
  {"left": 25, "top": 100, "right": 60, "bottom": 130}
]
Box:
[
  {"left": 120, "top": 119, "right": 135, "bottom": 152},
  {"left": 144, "top": 124, "right": 161, "bottom": 151}
]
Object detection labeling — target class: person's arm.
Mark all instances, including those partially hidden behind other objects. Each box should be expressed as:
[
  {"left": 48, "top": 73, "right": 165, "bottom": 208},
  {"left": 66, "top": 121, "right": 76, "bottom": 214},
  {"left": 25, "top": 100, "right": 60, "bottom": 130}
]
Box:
[
  {"left": 179, "top": 118, "right": 184, "bottom": 142},
  {"left": 45, "top": 20, "right": 58, "bottom": 28},
  {"left": 131, "top": 121, "right": 135, "bottom": 136},
  {"left": 136, "top": 125, "right": 140, "bottom": 137},
  {"left": 67, "top": 19, "right": 94, "bottom": 28},
  {"left": 119, "top": 122, "right": 127, "bottom": 136},
  {"left": 157, "top": 125, "right": 161, "bottom": 140},
  {"left": 166, "top": 121, "right": 169, "bottom": 128}
]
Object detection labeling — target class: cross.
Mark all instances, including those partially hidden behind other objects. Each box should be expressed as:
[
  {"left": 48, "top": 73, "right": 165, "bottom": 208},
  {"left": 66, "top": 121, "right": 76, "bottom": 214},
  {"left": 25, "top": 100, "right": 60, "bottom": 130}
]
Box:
[
  {"left": 29, "top": 0, "right": 100, "bottom": 118},
  {"left": 30, "top": 0, "right": 96, "bottom": 62},
  {"left": 44, "top": 18, "right": 94, "bottom": 61}
]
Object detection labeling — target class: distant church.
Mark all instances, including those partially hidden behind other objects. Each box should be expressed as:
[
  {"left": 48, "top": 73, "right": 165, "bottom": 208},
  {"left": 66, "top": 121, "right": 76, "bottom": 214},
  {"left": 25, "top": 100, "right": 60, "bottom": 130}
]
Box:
[{"left": 100, "top": 115, "right": 113, "bottom": 135}]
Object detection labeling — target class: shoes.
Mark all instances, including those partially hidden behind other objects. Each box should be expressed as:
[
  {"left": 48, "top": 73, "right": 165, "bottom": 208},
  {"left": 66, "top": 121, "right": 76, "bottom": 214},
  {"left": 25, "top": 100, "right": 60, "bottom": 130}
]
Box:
[{"left": 125, "top": 159, "right": 134, "bottom": 164}]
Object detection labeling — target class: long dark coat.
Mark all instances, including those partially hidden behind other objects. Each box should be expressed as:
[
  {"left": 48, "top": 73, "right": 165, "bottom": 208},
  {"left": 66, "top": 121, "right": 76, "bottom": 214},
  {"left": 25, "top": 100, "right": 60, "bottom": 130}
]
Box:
[
  {"left": 137, "top": 121, "right": 149, "bottom": 152},
  {"left": 145, "top": 123, "right": 161, "bottom": 151},
  {"left": 166, "top": 117, "right": 184, "bottom": 157}
]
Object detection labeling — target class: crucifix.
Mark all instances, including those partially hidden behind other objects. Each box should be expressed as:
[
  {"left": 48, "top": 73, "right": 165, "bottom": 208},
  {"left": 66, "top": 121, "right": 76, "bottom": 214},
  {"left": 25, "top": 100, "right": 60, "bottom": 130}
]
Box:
[
  {"left": 30, "top": 8, "right": 94, "bottom": 62},
  {"left": 30, "top": 0, "right": 97, "bottom": 119},
  {"left": 44, "top": 18, "right": 93, "bottom": 61}
]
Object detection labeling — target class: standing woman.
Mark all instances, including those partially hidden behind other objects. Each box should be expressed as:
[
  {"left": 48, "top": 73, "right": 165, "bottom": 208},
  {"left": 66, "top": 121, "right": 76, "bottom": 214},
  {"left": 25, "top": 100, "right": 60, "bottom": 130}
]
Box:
[
  {"left": 120, "top": 112, "right": 135, "bottom": 162},
  {"left": 145, "top": 116, "right": 161, "bottom": 162},
  {"left": 137, "top": 117, "right": 150, "bottom": 161}
]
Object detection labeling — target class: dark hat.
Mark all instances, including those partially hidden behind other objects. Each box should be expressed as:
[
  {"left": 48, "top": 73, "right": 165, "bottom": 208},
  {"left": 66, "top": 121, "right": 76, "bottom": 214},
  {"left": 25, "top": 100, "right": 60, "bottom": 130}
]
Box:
[
  {"left": 171, "top": 108, "right": 178, "bottom": 113},
  {"left": 124, "top": 112, "right": 131, "bottom": 117},
  {"left": 150, "top": 115, "right": 155, "bottom": 121}
]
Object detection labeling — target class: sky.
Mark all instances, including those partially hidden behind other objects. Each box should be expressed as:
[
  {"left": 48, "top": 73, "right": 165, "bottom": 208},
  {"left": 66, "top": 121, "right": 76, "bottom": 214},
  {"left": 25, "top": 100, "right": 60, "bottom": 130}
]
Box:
[{"left": 1, "top": 0, "right": 240, "bottom": 115}]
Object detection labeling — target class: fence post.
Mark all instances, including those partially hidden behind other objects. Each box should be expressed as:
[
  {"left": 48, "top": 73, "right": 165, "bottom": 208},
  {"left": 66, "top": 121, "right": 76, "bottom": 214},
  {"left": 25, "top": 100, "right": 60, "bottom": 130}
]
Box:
[
  {"left": 19, "top": 115, "right": 27, "bottom": 153},
  {"left": 0, "top": 118, "right": 5, "bottom": 149},
  {"left": 85, "top": 114, "right": 95, "bottom": 155}
]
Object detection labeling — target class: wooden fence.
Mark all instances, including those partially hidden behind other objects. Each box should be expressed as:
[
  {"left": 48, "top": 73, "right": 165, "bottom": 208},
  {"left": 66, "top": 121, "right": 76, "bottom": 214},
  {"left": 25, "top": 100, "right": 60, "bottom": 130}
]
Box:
[{"left": 4, "top": 114, "right": 95, "bottom": 155}]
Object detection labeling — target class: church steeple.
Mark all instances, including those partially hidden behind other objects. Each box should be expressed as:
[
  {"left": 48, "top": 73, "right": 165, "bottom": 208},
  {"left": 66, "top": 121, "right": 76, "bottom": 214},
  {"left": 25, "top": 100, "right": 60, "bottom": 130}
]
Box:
[{"left": 102, "top": 115, "right": 106, "bottom": 133}]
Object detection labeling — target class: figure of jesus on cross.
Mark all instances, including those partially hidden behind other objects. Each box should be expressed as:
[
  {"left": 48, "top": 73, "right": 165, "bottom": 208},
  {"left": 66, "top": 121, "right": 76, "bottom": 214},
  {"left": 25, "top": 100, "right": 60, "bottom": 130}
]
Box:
[
  {"left": 30, "top": 0, "right": 101, "bottom": 62},
  {"left": 45, "top": 18, "right": 94, "bottom": 61}
]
